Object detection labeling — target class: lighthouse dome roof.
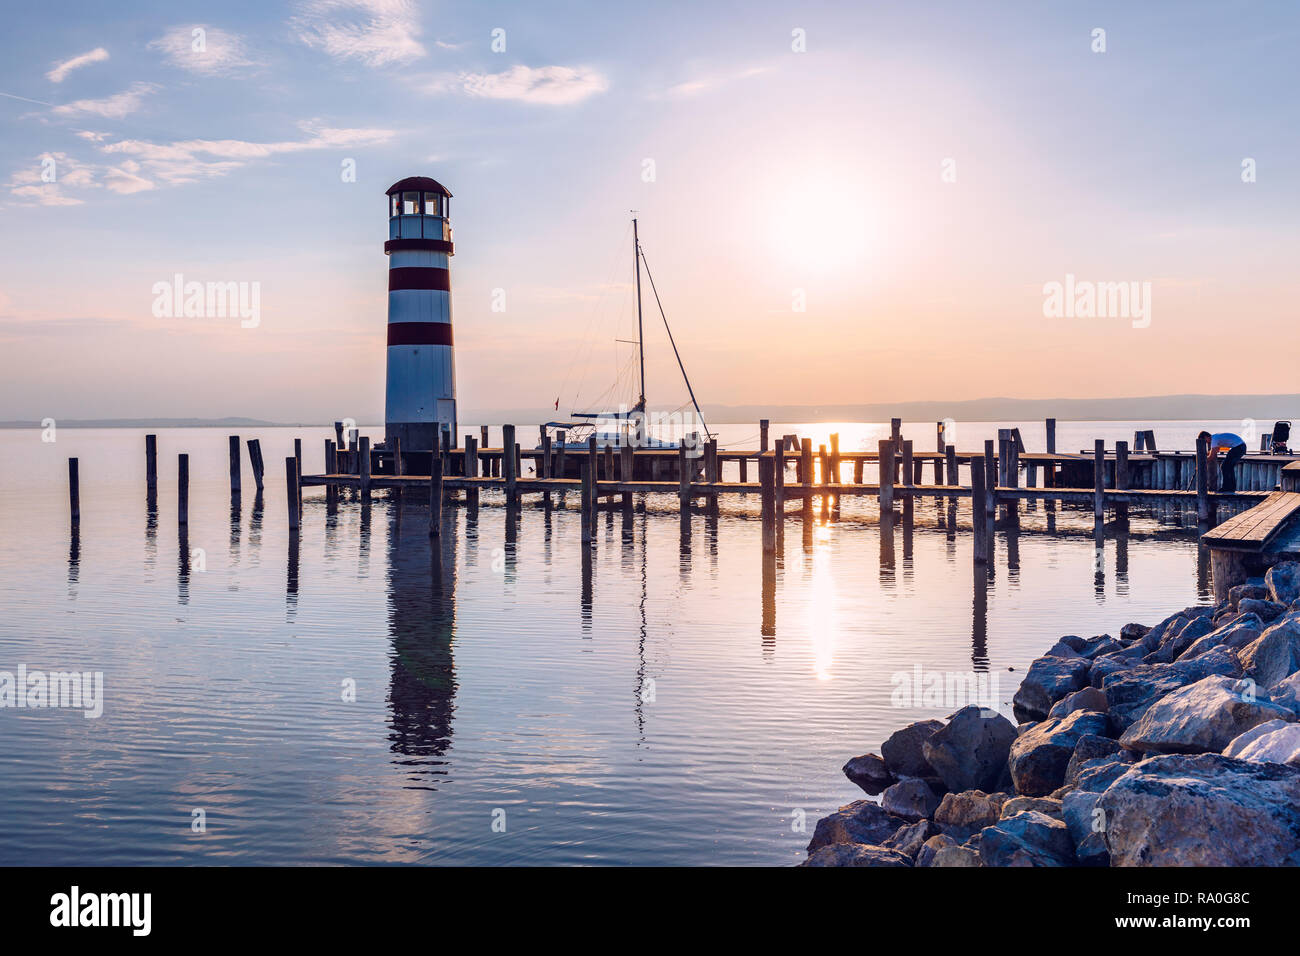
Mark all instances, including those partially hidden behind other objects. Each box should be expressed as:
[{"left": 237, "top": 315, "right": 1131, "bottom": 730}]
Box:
[{"left": 386, "top": 176, "right": 452, "bottom": 197}]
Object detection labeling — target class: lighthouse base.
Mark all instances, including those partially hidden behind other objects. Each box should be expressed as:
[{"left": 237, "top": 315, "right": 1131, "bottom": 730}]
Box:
[{"left": 386, "top": 420, "right": 455, "bottom": 453}]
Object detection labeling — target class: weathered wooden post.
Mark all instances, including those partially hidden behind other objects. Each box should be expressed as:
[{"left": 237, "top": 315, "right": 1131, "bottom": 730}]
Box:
[
  {"left": 334, "top": 421, "right": 345, "bottom": 448},
  {"left": 555, "top": 430, "right": 566, "bottom": 482},
  {"left": 428, "top": 452, "right": 443, "bottom": 536},
  {"left": 890, "top": 418, "right": 902, "bottom": 444},
  {"left": 1115, "top": 439, "right": 1130, "bottom": 523},
  {"left": 760, "top": 454, "right": 776, "bottom": 553},
  {"left": 244, "top": 439, "right": 263, "bottom": 492},
  {"left": 178, "top": 453, "right": 189, "bottom": 525},
  {"left": 145, "top": 434, "right": 158, "bottom": 497},
  {"left": 936, "top": 421, "right": 946, "bottom": 454},
  {"left": 480, "top": 425, "right": 490, "bottom": 455},
  {"left": 464, "top": 433, "right": 479, "bottom": 507},
  {"left": 581, "top": 458, "right": 594, "bottom": 544},
  {"left": 901, "top": 440, "right": 914, "bottom": 487},
  {"left": 501, "top": 424, "right": 517, "bottom": 504},
  {"left": 1196, "top": 433, "right": 1210, "bottom": 522},
  {"left": 228, "top": 436, "right": 242, "bottom": 499},
  {"left": 285, "top": 457, "right": 299, "bottom": 530},
  {"left": 878, "top": 439, "right": 895, "bottom": 512},
  {"left": 760, "top": 419, "right": 770, "bottom": 453},
  {"left": 971, "top": 454, "right": 988, "bottom": 563},
  {"left": 621, "top": 442, "right": 634, "bottom": 511},
  {"left": 324, "top": 439, "right": 337, "bottom": 506},
  {"left": 1093, "top": 439, "right": 1106, "bottom": 522},
  {"left": 1046, "top": 418, "right": 1056, "bottom": 455},
  {"left": 678, "top": 444, "right": 691, "bottom": 511},
  {"left": 801, "top": 438, "right": 813, "bottom": 492},
  {"left": 829, "top": 433, "right": 840, "bottom": 484},
  {"left": 358, "top": 436, "right": 371, "bottom": 500},
  {"left": 983, "top": 439, "right": 997, "bottom": 518},
  {"left": 946, "top": 444, "right": 957, "bottom": 486},
  {"left": 774, "top": 440, "right": 785, "bottom": 515},
  {"left": 68, "top": 458, "right": 80, "bottom": 526}
]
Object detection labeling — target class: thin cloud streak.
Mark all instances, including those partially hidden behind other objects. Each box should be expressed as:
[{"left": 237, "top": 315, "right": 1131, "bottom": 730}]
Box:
[{"left": 46, "top": 48, "right": 110, "bottom": 83}]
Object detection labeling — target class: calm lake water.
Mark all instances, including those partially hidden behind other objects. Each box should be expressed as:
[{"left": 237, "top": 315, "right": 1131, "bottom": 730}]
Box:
[{"left": 0, "top": 421, "right": 1231, "bottom": 865}]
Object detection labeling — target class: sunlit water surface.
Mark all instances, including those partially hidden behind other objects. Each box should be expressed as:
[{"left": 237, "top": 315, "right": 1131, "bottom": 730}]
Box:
[{"left": 0, "top": 423, "right": 1224, "bottom": 864}]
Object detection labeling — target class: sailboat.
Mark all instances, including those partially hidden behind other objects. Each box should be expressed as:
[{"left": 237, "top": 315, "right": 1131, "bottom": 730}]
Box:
[{"left": 541, "top": 218, "right": 710, "bottom": 455}]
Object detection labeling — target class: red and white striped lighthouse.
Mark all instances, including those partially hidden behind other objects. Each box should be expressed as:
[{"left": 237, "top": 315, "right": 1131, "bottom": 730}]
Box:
[{"left": 384, "top": 176, "right": 456, "bottom": 452}]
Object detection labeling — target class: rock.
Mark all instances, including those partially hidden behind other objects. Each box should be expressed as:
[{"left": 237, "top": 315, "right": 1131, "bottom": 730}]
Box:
[
  {"left": 1239, "top": 598, "right": 1286, "bottom": 623},
  {"left": 1098, "top": 753, "right": 1300, "bottom": 865},
  {"left": 806, "top": 800, "right": 909, "bottom": 853},
  {"left": 1119, "top": 674, "right": 1295, "bottom": 755},
  {"left": 880, "top": 778, "right": 940, "bottom": 822},
  {"left": 923, "top": 706, "right": 1017, "bottom": 792},
  {"left": 1269, "top": 670, "right": 1300, "bottom": 712},
  {"left": 1223, "top": 719, "right": 1300, "bottom": 766},
  {"left": 801, "top": 843, "right": 913, "bottom": 867},
  {"left": 930, "top": 845, "right": 980, "bottom": 867},
  {"left": 1229, "top": 582, "right": 1269, "bottom": 609},
  {"left": 1064, "top": 734, "right": 1124, "bottom": 784},
  {"left": 915, "top": 833, "right": 957, "bottom": 867},
  {"left": 1103, "top": 647, "right": 1241, "bottom": 731},
  {"left": 1008, "top": 709, "right": 1111, "bottom": 796},
  {"left": 1266, "top": 561, "right": 1300, "bottom": 605},
  {"left": 1012, "top": 654, "right": 1092, "bottom": 721},
  {"left": 879, "top": 719, "right": 945, "bottom": 778},
  {"left": 1074, "top": 832, "right": 1110, "bottom": 866},
  {"left": 1048, "top": 686, "right": 1109, "bottom": 719},
  {"left": 1179, "top": 614, "right": 1262, "bottom": 661},
  {"left": 842, "top": 753, "right": 893, "bottom": 795},
  {"left": 1076, "top": 635, "right": 1120, "bottom": 659},
  {"left": 881, "top": 819, "right": 935, "bottom": 858},
  {"left": 933, "top": 789, "right": 1003, "bottom": 840},
  {"left": 1088, "top": 650, "right": 1142, "bottom": 689},
  {"left": 979, "top": 811, "right": 1076, "bottom": 866},
  {"left": 1146, "top": 615, "right": 1215, "bottom": 664},
  {"left": 1000, "top": 796, "right": 1063, "bottom": 819},
  {"left": 1240, "top": 615, "right": 1300, "bottom": 689},
  {"left": 1120, "top": 622, "right": 1151, "bottom": 644}
]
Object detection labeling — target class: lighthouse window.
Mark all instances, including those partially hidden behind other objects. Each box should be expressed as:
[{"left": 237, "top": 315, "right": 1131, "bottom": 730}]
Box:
[
  {"left": 390, "top": 195, "right": 400, "bottom": 217},
  {"left": 402, "top": 191, "right": 420, "bottom": 215},
  {"left": 423, "top": 192, "right": 442, "bottom": 216}
]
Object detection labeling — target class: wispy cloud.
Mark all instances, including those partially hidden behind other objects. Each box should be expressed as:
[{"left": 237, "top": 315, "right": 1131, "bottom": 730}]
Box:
[
  {"left": 51, "top": 82, "right": 158, "bottom": 120},
  {"left": 427, "top": 65, "right": 609, "bottom": 105},
  {"left": 47, "top": 48, "right": 110, "bottom": 84},
  {"left": 661, "top": 64, "right": 767, "bottom": 98},
  {"left": 7, "top": 152, "right": 96, "bottom": 206},
  {"left": 292, "top": 0, "right": 426, "bottom": 67},
  {"left": 149, "top": 26, "right": 253, "bottom": 76}
]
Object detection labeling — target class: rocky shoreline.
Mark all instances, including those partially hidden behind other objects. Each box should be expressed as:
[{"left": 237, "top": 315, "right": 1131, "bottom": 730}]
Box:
[{"left": 804, "top": 562, "right": 1300, "bottom": 866}]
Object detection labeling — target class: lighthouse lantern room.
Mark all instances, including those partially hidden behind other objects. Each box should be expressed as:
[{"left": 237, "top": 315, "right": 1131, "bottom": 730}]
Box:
[{"left": 383, "top": 175, "right": 456, "bottom": 456}]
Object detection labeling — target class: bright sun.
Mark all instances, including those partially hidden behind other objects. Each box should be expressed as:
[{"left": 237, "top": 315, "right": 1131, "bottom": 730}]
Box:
[{"left": 771, "top": 178, "right": 877, "bottom": 277}]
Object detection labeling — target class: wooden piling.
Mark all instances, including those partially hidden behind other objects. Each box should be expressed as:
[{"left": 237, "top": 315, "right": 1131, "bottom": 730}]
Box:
[
  {"left": 227, "top": 435, "right": 241, "bottom": 498},
  {"left": 428, "top": 454, "right": 443, "bottom": 536},
  {"left": 1093, "top": 439, "right": 1105, "bottom": 521},
  {"left": 983, "top": 440, "right": 997, "bottom": 517},
  {"left": 774, "top": 440, "right": 785, "bottom": 515},
  {"left": 501, "top": 424, "right": 517, "bottom": 503},
  {"left": 68, "top": 458, "right": 80, "bottom": 525},
  {"left": 760, "top": 419, "right": 770, "bottom": 453},
  {"left": 679, "top": 445, "right": 691, "bottom": 510},
  {"left": 760, "top": 455, "right": 776, "bottom": 553},
  {"left": 878, "top": 440, "right": 895, "bottom": 511},
  {"left": 178, "top": 454, "right": 189, "bottom": 525},
  {"left": 285, "top": 457, "right": 299, "bottom": 530},
  {"left": 247, "top": 439, "right": 265, "bottom": 492},
  {"left": 829, "top": 433, "right": 840, "bottom": 484},
  {"left": 358, "top": 436, "right": 371, "bottom": 500},
  {"left": 1196, "top": 433, "right": 1210, "bottom": 521},
  {"left": 621, "top": 442, "right": 634, "bottom": 510},
  {"left": 581, "top": 458, "right": 594, "bottom": 544},
  {"left": 1046, "top": 418, "right": 1056, "bottom": 455},
  {"left": 901, "top": 440, "right": 914, "bottom": 487},
  {"left": 946, "top": 444, "right": 958, "bottom": 486},
  {"left": 890, "top": 418, "right": 901, "bottom": 444},
  {"left": 1115, "top": 440, "right": 1130, "bottom": 522},
  {"left": 145, "top": 434, "right": 157, "bottom": 495},
  {"left": 480, "top": 426, "right": 489, "bottom": 454},
  {"left": 294, "top": 437, "right": 303, "bottom": 510},
  {"left": 801, "top": 439, "right": 813, "bottom": 494},
  {"left": 936, "top": 421, "right": 946, "bottom": 454},
  {"left": 334, "top": 421, "right": 345, "bottom": 448}
]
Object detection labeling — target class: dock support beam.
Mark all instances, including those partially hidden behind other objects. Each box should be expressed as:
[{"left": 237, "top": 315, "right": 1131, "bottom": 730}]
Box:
[
  {"left": 285, "top": 457, "right": 299, "bottom": 530},
  {"left": 878, "top": 439, "right": 895, "bottom": 512}
]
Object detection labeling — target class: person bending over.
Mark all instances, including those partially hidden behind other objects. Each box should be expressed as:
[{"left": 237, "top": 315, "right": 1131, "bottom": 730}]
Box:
[{"left": 1199, "top": 430, "right": 1247, "bottom": 493}]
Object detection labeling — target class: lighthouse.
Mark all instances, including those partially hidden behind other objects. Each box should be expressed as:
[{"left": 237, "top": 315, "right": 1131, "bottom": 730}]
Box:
[{"left": 384, "top": 176, "right": 456, "bottom": 453}]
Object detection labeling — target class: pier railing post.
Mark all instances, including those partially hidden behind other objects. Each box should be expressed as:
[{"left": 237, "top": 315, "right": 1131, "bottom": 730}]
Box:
[
  {"left": 1115, "top": 439, "right": 1130, "bottom": 523},
  {"left": 878, "top": 439, "right": 895, "bottom": 512},
  {"left": 285, "top": 457, "right": 299, "bottom": 530},
  {"left": 68, "top": 458, "right": 80, "bottom": 526},
  {"left": 177, "top": 454, "right": 189, "bottom": 525},
  {"left": 760, "top": 454, "right": 776, "bottom": 553},
  {"left": 502, "top": 424, "right": 517, "bottom": 503},
  {"left": 1093, "top": 439, "right": 1105, "bottom": 522},
  {"left": 359, "top": 436, "right": 371, "bottom": 500},
  {"left": 1196, "top": 433, "right": 1210, "bottom": 522},
  {"left": 946, "top": 444, "right": 957, "bottom": 486},
  {"left": 971, "top": 454, "right": 988, "bottom": 563},
  {"left": 902, "top": 440, "right": 914, "bottom": 488}
]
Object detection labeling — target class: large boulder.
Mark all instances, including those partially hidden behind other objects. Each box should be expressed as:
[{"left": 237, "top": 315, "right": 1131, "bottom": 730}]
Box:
[
  {"left": 1223, "top": 719, "right": 1300, "bottom": 766},
  {"left": 1047, "top": 685, "right": 1108, "bottom": 719},
  {"left": 879, "top": 719, "right": 945, "bottom": 778},
  {"left": 930, "top": 845, "right": 980, "bottom": 867},
  {"left": 999, "top": 796, "right": 1063, "bottom": 819},
  {"left": 1103, "top": 647, "right": 1241, "bottom": 731},
  {"left": 1179, "top": 614, "right": 1262, "bottom": 661},
  {"left": 842, "top": 753, "right": 893, "bottom": 795},
  {"left": 1239, "top": 615, "right": 1300, "bottom": 689},
  {"left": 806, "top": 800, "right": 909, "bottom": 853},
  {"left": 880, "top": 778, "right": 940, "bottom": 822},
  {"left": 1228, "top": 581, "right": 1269, "bottom": 609},
  {"left": 1012, "top": 653, "right": 1092, "bottom": 721},
  {"left": 1009, "top": 709, "right": 1111, "bottom": 796},
  {"left": 979, "top": 811, "right": 1075, "bottom": 866},
  {"left": 1266, "top": 561, "right": 1300, "bottom": 605},
  {"left": 1238, "top": 598, "right": 1285, "bottom": 623},
  {"left": 923, "top": 706, "right": 1017, "bottom": 792},
  {"left": 1119, "top": 674, "right": 1295, "bottom": 754},
  {"left": 1064, "top": 734, "right": 1125, "bottom": 784},
  {"left": 933, "top": 789, "right": 1003, "bottom": 840},
  {"left": 881, "top": 819, "right": 935, "bottom": 858},
  {"left": 1098, "top": 754, "right": 1300, "bottom": 865},
  {"left": 915, "top": 833, "right": 958, "bottom": 867},
  {"left": 1120, "top": 622, "right": 1151, "bottom": 644},
  {"left": 801, "top": 843, "right": 913, "bottom": 866},
  {"left": 1146, "top": 615, "right": 1214, "bottom": 664},
  {"left": 1269, "top": 670, "right": 1300, "bottom": 713}
]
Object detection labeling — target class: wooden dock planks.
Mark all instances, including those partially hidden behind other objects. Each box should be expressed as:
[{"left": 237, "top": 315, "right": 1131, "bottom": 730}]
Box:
[{"left": 1202, "top": 491, "right": 1300, "bottom": 552}]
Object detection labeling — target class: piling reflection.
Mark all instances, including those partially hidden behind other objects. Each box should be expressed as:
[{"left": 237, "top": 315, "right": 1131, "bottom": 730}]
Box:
[
  {"left": 67, "top": 524, "right": 80, "bottom": 596},
  {"left": 971, "top": 562, "right": 990, "bottom": 668},
  {"left": 385, "top": 504, "right": 457, "bottom": 774},
  {"left": 879, "top": 509, "right": 895, "bottom": 584},
  {"left": 177, "top": 527, "right": 190, "bottom": 606}
]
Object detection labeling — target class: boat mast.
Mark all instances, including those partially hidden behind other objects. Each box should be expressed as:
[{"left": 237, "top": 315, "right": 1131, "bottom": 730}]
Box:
[{"left": 633, "top": 217, "right": 646, "bottom": 413}]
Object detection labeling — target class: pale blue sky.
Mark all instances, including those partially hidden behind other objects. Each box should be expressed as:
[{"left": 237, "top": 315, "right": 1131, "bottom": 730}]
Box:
[{"left": 1, "top": 1, "right": 1297, "bottom": 421}]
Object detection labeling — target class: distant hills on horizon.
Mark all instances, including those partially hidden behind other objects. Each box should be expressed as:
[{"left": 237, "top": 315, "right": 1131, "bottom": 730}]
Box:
[{"left": 5, "top": 394, "right": 1300, "bottom": 429}]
